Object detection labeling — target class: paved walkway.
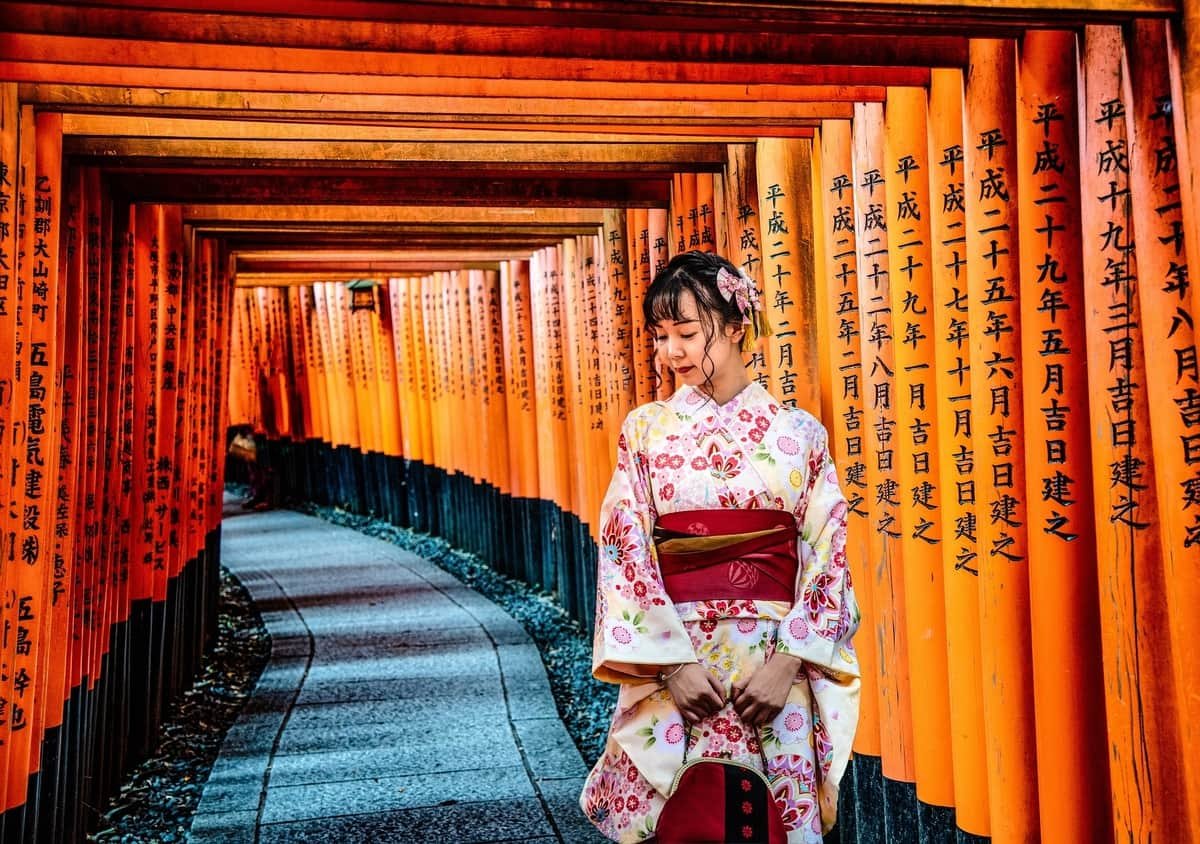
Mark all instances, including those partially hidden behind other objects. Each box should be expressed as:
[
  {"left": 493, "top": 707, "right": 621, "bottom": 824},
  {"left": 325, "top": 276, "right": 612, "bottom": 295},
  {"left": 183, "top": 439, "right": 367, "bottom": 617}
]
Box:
[{"left": 188, "top": 500, "right": 605, "bottom": 843}]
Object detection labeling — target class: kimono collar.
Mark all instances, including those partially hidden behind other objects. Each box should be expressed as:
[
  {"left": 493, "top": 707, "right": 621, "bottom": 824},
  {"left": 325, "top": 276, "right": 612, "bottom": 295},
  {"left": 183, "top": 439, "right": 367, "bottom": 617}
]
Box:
[{"left": 670, "top": 380, "right": 766, "bottom": 422}]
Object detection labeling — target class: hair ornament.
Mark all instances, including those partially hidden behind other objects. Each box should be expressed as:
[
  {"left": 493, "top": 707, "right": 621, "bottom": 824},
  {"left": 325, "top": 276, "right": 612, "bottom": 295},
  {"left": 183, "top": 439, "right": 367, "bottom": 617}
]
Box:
[{"left": 715, "top": 265, "right": 772, "bottom": 350}]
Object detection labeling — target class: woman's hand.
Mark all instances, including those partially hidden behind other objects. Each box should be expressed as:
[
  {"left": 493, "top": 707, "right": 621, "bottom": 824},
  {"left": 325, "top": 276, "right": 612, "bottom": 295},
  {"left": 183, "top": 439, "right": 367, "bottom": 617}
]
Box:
[
  {"left": 664, "top": 663, "right": 726, "bottom": 724},
  {"left": 730, "top": 652, "right": 803, "bottom": 727}
]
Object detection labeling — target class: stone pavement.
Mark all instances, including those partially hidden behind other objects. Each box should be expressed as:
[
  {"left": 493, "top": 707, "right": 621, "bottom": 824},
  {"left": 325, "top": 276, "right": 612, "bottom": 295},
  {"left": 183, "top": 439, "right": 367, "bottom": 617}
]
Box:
[{"left": 188, "top": 501, "right": 606, "bottom": 843}]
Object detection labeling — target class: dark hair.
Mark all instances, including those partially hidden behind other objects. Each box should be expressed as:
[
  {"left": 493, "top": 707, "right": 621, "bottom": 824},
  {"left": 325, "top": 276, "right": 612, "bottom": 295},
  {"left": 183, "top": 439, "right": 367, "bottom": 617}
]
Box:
[{"left": 643, "top": 251, "right": 746, "bottom": 396}]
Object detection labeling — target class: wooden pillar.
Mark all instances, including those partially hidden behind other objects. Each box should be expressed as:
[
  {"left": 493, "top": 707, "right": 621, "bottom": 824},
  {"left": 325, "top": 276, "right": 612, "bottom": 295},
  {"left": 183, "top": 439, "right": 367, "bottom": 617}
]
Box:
[
  {"left": 1080, "top": 24, "right": 1188, "bottom": 839},
  {"left": 818, "top": 119, "right": 882, "bottom": 763},
  {"left": 883, "top": 86, "right": 955, "bottom": 811},
  {"left": 1123, "top": 19, "right": 1200, "bottom": 839},
  {"left": 965, "top": 38, "right": 1040, "bottom": 840},
  {"left": 853, "top": 102, "right": 916, "bottom": 796},
  {"left": 0, "top": 83, "right": 18, "bottom": 802},
  {"left": 725, "top": 143, "right": 771, "bottom": 393},
  {"left": 927, "top": 66, "right": 991, "bottom": 837},
  {"left": 1015, "top": 29, "right": 1112, "bottom": 841},
  {"left": 756, "top": 137, "right": 820, "bottom": 413}
]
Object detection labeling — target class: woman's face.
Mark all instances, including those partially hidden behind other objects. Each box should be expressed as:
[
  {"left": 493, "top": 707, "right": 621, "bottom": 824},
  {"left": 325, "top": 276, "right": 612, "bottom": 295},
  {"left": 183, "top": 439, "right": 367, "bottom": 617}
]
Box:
[{"left": 652, "top": 290, "right": 744, "bottom": 389}]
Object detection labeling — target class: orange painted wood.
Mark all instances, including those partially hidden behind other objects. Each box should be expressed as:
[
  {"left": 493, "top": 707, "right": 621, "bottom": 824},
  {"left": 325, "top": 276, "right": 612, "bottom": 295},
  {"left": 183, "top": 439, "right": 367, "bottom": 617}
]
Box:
[
  {"left": 603, "top": 209, "right": 635, "bottom": 440},
  {"left": 809, "top": 128, "right": 833, "bottom": 429},
  {"left": 502, "top": 259, "right": 539, "bottom": 501},
  {"left": 852, "top": 101, "right": 915, "bottom": 785},
  {"left": 883, "top": 85, "right": 955, "bottom": 808},
  {"left": 559, "top": 237, "right": 589, "bottom": 523},
  {"left": 1079, "top": 24, "right": 1189, "bottom": 839},
  {"left": 1166, "top": 16, "right": 1200, "bottom": 358},
  {"left": 386, "top": 279, "right": 413, "bottom": 460},
  {"left": 646, "top": 207, "right": 676, "bottom": 399},
  {"left": 482, "top": 269, "right": 510, "bottom": 493},
  {"left": 696, "top": 173, "right": 717, "bottom": 251},
  {"left": 530, "top": 249, "right": 561, "bottom": 516},
  {"left": 723, "top": 143, "right": 771, "bottom": 394},
  {"left": 756, "top": 137, "right": 820, "bottom": 414},
  {"left": 151, "top": 205, "right": 184, "bottom": 600},
  {"left": 964, "top": 38, "right": 1040, "bottom": 839},
  {"left": 1015, "top": 29, "right": 1112, "bottom": 841},
  {"left": 817, "top": 118, "right": 881, "bottom": 759},
  {"left": 1123, "top": 19, "right": 1200, "bottom": 838},
  {"left": 625, "top": 208, "right": 656, "bottom": 407},
  {"left": 0, "top": 83, "right": 18, "bottom": 793},
  {"left": 376, "top": 281, "right": 403, "bottom": 458},
  {"left": 926, "top": 66, "right": 990, "bottom": 836}
]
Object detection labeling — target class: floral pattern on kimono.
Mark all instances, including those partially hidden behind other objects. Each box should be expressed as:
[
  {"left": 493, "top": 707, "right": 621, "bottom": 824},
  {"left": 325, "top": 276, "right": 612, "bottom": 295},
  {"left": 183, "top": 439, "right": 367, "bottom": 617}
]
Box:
[{"left": 581, "top": 382, "right": 860, "bottom": 844}]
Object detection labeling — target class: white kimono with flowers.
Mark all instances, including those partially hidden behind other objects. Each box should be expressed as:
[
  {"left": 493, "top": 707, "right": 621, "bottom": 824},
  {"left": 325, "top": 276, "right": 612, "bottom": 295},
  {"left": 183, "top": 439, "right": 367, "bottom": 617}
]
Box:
[{"left": 580, "top": 383, "right": 860, "bottom": 843}]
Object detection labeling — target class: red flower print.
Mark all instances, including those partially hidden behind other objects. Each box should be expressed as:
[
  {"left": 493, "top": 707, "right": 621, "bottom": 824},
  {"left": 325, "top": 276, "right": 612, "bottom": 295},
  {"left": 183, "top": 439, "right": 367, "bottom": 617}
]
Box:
[
  {"left": 742, "top": 825, "right": 755, "bottom": 839},
  {"left": 742, "top": 801, "right": 754, "bottom": 815},
  {"left": 626, "top": 795, "right": 640, "bottom": 811},
  {"left": 601, "top": 515, "right": 639, "bottom": 566},
  {"left": 669, "top": 455, "right": 684, "bottom": 469},
  {"left": 660, "top": 483, "right": 674, "bottom": 501},
  {"left": 748, "top": 428, "right": 764, "bottom": 443},
  {"left": 654, "top": 453, "right": 672, "bottom": 468},
  {"left": 709, "top": 451, "right": 741, "bottom": 481},
  {"left": 699, "top": 620, "right": 718, "bottom": 633},
  {"left": 804, "top": 572, "right": 838, "bottom": 617},
  {"left": 633, "top": 581, "right": 647, "bottom": 597},
  {"left": 712, "top": 716, "right": 730, "bottom": 734},
  {"left": 626, "top": 766, "right": 639, "bottom": 782},
  {"left": 624, "top": 564, "right": 636, "bottom": 582},
  {"left": 726, "top": 725, "right": 744, "bottom": 742},
  {"left": 740, "top": 779, "right": 752, "bottom": 793},
  {"left": 738, "top": 409, "right": 753, "bottom": 422},
  {"left": 691, "top": 456, "right": 708, "bottom": 471},
  {"left": 755, "top": 416, "right": 770, "bottom": 431},
  {"left": 614, "top": 796, "right": 625, "bottom": 813},
  {"left": 747, "top": 734, "right": 761, "bottom": 754}
]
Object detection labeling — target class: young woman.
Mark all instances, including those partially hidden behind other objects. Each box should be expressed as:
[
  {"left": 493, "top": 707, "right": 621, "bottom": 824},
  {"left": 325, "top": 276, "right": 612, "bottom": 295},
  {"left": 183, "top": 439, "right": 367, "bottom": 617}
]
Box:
[{"left": 580, "top": 251, "right": 860, "bottom": 843}]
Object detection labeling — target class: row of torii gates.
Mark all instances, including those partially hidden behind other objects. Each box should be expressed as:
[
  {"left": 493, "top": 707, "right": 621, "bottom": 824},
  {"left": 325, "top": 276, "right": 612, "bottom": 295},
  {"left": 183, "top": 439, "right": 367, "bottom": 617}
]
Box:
[{"left": 1, "top": 2, "right": 1199, "bottom": 842}]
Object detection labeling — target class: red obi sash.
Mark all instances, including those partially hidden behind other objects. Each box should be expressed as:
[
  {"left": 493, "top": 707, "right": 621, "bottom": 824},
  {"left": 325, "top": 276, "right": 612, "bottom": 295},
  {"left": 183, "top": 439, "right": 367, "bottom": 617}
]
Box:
[{"left": 652, "top": 509, "right": 798, "bottom": 604}]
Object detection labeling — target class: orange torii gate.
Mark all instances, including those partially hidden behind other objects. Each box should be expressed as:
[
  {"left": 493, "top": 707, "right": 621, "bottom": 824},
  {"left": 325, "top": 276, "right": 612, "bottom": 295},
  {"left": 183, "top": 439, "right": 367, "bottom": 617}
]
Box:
[{"left": 3, "top": 2, "right": 1200, "bottom": 842}]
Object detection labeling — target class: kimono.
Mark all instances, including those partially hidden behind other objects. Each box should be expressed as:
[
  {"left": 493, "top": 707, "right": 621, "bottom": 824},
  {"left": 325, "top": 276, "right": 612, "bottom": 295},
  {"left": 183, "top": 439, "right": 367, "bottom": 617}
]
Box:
[{"left": 580, "top": 382, "right": 860, "bottom": 843}]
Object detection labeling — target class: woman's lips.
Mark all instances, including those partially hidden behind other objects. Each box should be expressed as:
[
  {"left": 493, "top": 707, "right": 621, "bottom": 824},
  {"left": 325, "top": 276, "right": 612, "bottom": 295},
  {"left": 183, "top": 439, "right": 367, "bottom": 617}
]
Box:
[{"left": 676, "top": 365, "right": 695, "bottom": 375}]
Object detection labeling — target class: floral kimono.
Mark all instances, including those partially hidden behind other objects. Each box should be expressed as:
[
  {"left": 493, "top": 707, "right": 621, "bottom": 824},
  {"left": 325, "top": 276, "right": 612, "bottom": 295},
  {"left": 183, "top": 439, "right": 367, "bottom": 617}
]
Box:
[{"left": 580, "top": 382, "right": 860, "bottom": 843}]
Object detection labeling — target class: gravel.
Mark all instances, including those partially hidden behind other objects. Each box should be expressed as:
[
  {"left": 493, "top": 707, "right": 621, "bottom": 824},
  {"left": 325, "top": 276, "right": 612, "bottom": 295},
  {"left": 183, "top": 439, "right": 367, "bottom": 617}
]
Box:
[{"left": 87, "top": 564, "right": 270, "bottom": 843}]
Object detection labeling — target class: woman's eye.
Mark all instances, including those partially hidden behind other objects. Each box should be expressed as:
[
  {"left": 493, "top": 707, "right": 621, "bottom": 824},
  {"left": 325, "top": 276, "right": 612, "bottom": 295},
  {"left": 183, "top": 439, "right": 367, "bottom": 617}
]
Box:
[
  {"left": 681, "top": 333, "right": 697, "bottom": 340},
  {"left": 654, "top": 335, "right": 667, "bottom": 343}
]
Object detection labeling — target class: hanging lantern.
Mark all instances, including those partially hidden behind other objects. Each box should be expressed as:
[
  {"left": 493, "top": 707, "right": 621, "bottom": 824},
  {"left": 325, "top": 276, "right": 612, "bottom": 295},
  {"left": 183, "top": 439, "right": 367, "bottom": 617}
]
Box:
[{"left": 348, "top": 278, "right": 378, "bottom": 312}]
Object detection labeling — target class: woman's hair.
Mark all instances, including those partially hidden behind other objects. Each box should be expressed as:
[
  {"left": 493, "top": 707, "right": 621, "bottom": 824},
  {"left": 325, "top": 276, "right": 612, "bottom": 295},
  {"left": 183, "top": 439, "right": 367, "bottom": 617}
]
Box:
[
  {"left": 644, "top": 251, "right": 745, "bottom": 338},
  {"left": 643, "top": 251, "right": 748, "bottom": 395}
]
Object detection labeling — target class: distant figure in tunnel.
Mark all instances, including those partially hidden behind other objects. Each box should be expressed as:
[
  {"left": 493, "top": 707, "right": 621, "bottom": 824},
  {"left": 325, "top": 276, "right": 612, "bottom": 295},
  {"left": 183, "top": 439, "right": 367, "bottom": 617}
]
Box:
[{"left": 581, "top": 251, "right": 860, "bottom": 843}]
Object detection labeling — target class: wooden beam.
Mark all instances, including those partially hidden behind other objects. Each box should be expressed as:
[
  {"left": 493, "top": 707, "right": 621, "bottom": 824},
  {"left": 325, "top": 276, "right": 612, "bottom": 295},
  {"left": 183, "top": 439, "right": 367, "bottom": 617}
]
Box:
[
  {"left": 180, "top": 205, "right": 608, "bottom": 225},
  {"left": 26, "top": 78, "right": 884, "bottom": 105},
  {"left": 4, "top": 1, "right": 1175, "bottom": 44},
  {"left": 8, "top": 62, "right": 925, "bottom": 94},
  {"left": 0, "top": 34, "right": 955, "bottom": 82},
  {"left": 106, "top": 171, "right": 673, "bottom": 207},
  {"left": 66, "top": 138, "right": 730, "bottom": 166},
  {"left": 0, "top": 30, "right": 968, "bottom": 73}
]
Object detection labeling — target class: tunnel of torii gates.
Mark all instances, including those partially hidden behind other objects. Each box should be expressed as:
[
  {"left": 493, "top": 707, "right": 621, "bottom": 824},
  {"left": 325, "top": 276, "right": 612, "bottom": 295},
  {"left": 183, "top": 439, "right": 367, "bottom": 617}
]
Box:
[{"left": 0, "top": 0, "right": 1199, "bottom": 842}]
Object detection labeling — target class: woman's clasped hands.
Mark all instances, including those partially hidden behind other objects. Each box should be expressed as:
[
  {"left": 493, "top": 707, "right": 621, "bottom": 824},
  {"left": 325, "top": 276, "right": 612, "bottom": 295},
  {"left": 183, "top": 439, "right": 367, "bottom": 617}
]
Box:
[{"left": 663, "top": 652, "right": 804, "bottom": 727}]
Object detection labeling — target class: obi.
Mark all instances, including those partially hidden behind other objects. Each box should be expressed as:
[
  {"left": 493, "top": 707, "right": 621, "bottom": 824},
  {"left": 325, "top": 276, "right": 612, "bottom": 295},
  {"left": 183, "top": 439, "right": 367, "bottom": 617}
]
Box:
[{"left": 652, "top": 509, "right": 798, "bottom": 604}]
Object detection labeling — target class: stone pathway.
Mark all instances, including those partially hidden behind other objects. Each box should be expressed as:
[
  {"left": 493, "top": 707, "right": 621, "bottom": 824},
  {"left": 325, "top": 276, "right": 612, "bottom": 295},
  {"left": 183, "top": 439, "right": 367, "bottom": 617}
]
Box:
[{"left": 188, "top": 502, "right": 605, "bottom": 843}]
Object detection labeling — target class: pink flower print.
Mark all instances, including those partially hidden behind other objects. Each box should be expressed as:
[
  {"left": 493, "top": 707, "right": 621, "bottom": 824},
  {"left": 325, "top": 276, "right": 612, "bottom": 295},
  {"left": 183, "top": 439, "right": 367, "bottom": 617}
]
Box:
[
  {"left": 784, "top": 711, "right": 806, "bottom": 732},
  {"left": 654, "top": 453, "right": 672, "bottom": 469},
  {"left": 611, "top": 625, "right": 632, "bottom": 644},
  {"left": 691, "top": 456, "right": 708, "bottom": 471},
  {"left": 776, "top": 435, "right": 800, "bottom": 455},
  {"left": 737, "top": 618, "right": 758, "bottom": 634},
  {"left": 668, "top": 455, "right": 684, "bottom": 469},
  {"left": 738, "top": 409, "right": 753, "bottom": 422},
  {"left": 659, "top": 483, "right": 675, "bottom": 501},
  {"left": 664, "top": 722, "right": 686, "bottom": 744},
  {"left": 748, "top": 428, "right": 764, "bottom": 443},
  {"left": 788, "top": 616, "right": 810, "bottom": 641}
]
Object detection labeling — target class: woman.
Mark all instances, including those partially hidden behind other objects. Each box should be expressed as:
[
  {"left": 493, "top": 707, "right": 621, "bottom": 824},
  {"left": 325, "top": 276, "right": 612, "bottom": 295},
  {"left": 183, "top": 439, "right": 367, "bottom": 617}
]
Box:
[{"left": 580, "top": 251, "right": 860, "bottom": 843}]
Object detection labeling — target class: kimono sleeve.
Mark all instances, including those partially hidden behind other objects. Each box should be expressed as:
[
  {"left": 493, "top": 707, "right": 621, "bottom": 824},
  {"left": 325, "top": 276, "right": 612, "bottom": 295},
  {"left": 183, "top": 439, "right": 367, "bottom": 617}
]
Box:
[
  {"left": 775, "top": 425, "right": 860, "bottom": 679},
  {"left": 591, "top": 412, "right": 697, "bottom": 684}
]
